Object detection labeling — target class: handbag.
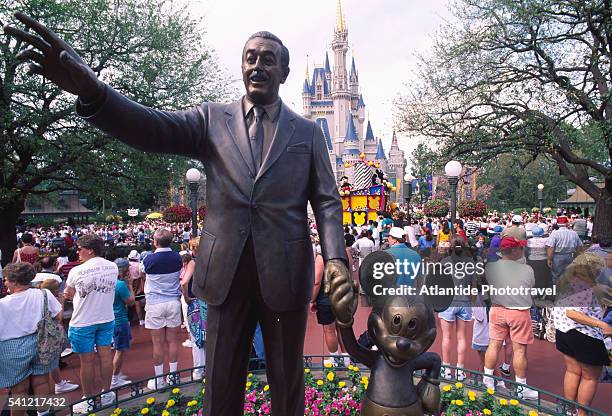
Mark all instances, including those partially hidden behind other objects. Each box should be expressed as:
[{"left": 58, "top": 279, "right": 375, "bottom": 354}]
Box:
[{"left": 37, "top": 289, "right": 66, "bottom": 365}]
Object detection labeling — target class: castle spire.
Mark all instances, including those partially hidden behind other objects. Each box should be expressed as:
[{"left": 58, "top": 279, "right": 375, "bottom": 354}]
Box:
[
  {"left": 365, "top": 120, "right": 374, "bottom": 141},
  {"left": 391, "top": 130, "right": 399, "bottom": 149},
  {"left": 376, "top": 139, "right": 386, "bottom": 159},
  {"left": 335, "top": 0, "right": 346, "bottom": 33},
  {"left": 324, "top": 51, "right": 331, "bottom": 72}
]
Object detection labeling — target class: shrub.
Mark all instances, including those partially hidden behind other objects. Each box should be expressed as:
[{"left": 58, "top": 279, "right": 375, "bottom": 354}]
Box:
[
  {"left": 423, "top": 199, "right": 449, "bottom": 217},
  {"left": 458, "top": 199, "right": 487, "bottom": 217},
  {"left": 163, "top": 205, "right": 192, "bottom": 223}
]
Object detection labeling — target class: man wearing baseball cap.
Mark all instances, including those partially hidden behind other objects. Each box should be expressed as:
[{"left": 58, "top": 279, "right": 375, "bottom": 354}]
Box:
[
  {"left": 546, "top": 215, "right": 583, "bottom": 283},
  {"left": 501, "top": 215, "right": 527, "bottom": 241},
  {"left": 385, "top": 227, "right": 421, "bottom": 287},
  {"left": 483, "top": 236, "right": 538, "bottom": 400}
]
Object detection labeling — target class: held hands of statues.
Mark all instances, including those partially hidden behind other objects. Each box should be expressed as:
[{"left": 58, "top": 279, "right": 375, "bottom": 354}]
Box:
[
  {"left": 3, "top": 12, "right": 103, "bottom": 101},
  {"left": 324, "top": 259, "right": 357, "bottom": 328}
]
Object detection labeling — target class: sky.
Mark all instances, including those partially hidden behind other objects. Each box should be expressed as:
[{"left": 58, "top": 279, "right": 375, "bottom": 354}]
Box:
[{"left": 186, "top": 0, "right": 451, "bottom": 175}]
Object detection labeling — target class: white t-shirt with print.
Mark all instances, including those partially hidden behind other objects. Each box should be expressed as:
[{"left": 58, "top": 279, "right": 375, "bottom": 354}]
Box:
[
  {"left": 66, "top": 257, "right": 117, "bottom": 327},
  {"left": 0, "top": 288, "right": 61, "bottom": 341}
]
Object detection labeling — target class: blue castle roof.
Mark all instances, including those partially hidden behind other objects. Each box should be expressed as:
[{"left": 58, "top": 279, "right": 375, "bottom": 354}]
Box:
[
  {"left": 358, "top": 94, "right": 365, "bottom": 108},
  {"left": 310, "top": 67, "right": 330, "bottom": 96},
  {"left": 365, "top": 120, "right": 375, "bottom": 141},
  {"left": 316, "top": 118, "right": 333, "bottom": 151},
  {"left": 350, "top": 57, "right": 358, "bottom": 81},
  {"left": 303, "top": 79, "right": 309, "bottom": 94},
  {"left": 345, "top": 115, "right": 358, "bottom": 142},
  {"left": 376, "top": 139, "right": 386, "bottom": 159},
  {"left": 344, "top": 148, "right": 361, "bottom": 156},
  {"left": 325, "top": 52, "right": 331, "bottom": 72}
]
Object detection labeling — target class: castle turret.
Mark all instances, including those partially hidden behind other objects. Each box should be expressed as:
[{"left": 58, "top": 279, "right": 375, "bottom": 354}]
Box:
[
  {"left": 364, "top": 119, "right": 377, "bottom": 160},
  {"left": 387, "top": 130, "right": 406, "bottom": 203},
  {"left": 331, "top": 0, "right": 350, "bottom": 155}
]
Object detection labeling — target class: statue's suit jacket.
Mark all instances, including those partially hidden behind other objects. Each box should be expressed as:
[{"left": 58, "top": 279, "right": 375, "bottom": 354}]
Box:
[{"left": 78, "top": 86, "right": 346, "bottom": 311}]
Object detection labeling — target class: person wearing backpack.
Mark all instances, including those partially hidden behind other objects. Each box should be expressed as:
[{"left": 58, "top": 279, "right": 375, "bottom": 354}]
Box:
[{"left": 0, "top": 262, "right": 62, "bottom": 416}]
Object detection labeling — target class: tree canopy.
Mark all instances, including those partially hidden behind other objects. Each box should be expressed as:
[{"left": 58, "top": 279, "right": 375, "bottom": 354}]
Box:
[
  {"left": 0, "top": 0, "right": 234, "bottom": 265},
  {"left": 396, "top": 0, "right": 611, "bottom": 237}
]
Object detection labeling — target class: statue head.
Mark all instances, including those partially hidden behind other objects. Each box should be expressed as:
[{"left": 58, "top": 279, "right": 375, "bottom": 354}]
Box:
[
  {"left": 368, "top": 296, "right": 437, "bottom": 367},
  {"left": 242, "top": 32, "right": 290, "bottom": 105}
]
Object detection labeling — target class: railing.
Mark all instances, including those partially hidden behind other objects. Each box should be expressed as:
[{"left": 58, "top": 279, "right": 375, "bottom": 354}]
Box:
[{"left": 48, "top": 355, "right": 606, "bottom": 416}]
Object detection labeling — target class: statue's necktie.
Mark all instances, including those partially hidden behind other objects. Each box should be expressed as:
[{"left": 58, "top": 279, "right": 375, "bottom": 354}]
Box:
[{"left": 249, "top": 106, "right": 264, "bottom": 171}]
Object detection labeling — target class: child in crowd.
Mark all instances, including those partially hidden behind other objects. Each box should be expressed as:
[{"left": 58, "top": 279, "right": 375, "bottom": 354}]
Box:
[{"left": 111, "top": 258, "right": 135, "bottom": 388}]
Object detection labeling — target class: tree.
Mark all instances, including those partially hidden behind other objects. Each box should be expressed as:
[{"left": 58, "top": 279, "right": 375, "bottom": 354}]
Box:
[
  {"left": 0, "top": 0, "right": 233, "bottom": 265},
  {"left": 397, "top": 0, "right": 611, "bottom": 238}
]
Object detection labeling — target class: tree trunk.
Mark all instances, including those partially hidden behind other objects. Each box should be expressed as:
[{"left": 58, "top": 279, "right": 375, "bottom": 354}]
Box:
[
  {"left": 0, "top": 198, "right": 24, "bottom": 268},
  {"left": 592, "top": 177, "right": 612, "bottom": 240}
]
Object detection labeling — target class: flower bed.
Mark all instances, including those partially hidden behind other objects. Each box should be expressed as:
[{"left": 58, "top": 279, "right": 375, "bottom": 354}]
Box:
[{"left": 101, "top": 367, "right": 543, "bottom": 416}]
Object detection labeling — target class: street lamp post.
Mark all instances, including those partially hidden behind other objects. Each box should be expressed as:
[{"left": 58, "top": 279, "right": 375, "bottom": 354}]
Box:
[
  {"left": 186, "top": 168, "right": 201, "bottom": 238},
  {"left": 404, "top": 173, "right": 413, "bottom": 218},
  {"left": 537, "top": 183, "right": 544, "bottom": 220},
  {"left": 445, "top": 160, "right": 462, "bottom": 223}
]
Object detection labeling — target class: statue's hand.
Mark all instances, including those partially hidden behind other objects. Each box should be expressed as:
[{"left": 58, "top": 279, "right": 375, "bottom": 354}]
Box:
[
  {"left": 325, "top": 259, "right": 357, "bottom": 328},
  {"left": 4, "top": 12, "right": 104, "bottom": 101}
]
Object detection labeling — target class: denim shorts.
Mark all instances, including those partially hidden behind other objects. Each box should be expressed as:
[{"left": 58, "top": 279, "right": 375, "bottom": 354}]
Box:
[
  {"left": 438, "top": 305, "right": 473, "bottom": 322},
  {"left": 68, "top": 321, "right": 115, "bottom": 353},
  {"left": 113, "top": 322, "right": 132, "bottom": 351}
]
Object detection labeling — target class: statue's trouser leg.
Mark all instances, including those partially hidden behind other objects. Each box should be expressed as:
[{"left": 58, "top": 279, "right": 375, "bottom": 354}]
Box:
[{"left": 203, "top": 238, "right": 308, "bottom": 416}]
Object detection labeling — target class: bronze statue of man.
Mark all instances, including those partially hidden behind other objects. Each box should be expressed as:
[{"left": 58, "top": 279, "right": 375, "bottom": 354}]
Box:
[{"left": 5, "top": 13, "right": 352, "bottom": 415}]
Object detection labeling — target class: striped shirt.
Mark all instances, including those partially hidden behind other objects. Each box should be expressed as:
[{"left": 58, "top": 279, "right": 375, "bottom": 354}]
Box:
[
  {"left": 141, "top": 247, "right": 182, "bottom": 305},
  {"left": 465, "top": 221, "right": 480, "bottom": 237},
  {"left": 546, "top": 228, "right": 582, "bottom": 254}
]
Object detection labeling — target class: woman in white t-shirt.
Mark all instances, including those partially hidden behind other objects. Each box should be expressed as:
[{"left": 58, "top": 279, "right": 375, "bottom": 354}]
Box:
[
  {"left": 526, "top": 226, "right": 553, "bottom": 298},
  {"left": 0, "top": 262, "right": 62, "bottom": 405}
]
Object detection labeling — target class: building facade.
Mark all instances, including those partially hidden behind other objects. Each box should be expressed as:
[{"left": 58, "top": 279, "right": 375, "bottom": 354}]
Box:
[{"left": 301, "top": 0, "right": 406, "bottom": 202}]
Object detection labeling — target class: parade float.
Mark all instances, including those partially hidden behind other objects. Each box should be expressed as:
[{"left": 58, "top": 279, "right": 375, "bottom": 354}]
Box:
[{"left": 338, "top": 153, "right": 398, "bottom": 226}]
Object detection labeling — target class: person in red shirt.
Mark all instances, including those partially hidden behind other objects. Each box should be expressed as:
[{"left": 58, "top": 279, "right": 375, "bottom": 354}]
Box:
[
  {"left": 455, "top": 220, "right": 468, "bottom": 241},
  {"left": 64, "top": 232, "right": 74, "bottom": 249}
]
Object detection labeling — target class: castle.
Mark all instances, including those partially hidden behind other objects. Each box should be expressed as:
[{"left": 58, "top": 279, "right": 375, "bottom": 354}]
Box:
[{"left": 301, "top": 0, "right": 406, "bottom": 202}]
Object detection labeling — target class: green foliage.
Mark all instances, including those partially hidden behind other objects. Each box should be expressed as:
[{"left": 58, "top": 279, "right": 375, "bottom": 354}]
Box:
[{"left": 423, "top": 199, "right": 449, "bottom": 217}]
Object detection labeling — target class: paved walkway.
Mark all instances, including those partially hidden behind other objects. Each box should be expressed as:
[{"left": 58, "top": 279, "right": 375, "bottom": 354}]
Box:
[{"left": 55, "top": 305, "right": 611, "bottom": 413}]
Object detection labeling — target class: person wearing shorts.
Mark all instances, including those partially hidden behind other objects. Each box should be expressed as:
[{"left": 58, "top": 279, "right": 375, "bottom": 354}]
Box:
[
  {"left": 111, "top": 258, "right": 135, "bottom": 388},
  {"left": 64, "top": 234, "right": 118, "bottom": 412},
  {"left": 483, "top": 236, "right": 538, "bottom": 400},
  {"left": 141, "top": 229, "right": 183, "bottom": 389},
  {"left": 311, "top": 242, "right": 349, "bottom": 367}
]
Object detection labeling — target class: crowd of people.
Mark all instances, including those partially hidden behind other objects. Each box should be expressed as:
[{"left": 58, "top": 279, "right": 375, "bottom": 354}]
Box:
[{"left": 0, "top": 210, "right": 610, "bottom": 415}]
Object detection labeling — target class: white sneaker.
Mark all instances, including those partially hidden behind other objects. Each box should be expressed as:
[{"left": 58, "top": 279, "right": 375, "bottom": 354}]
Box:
[
  {"left": 100, "top": 391, "right": 116, "bottom": 407},
  {"left": 60, "top": 348, "right": 73, "bottom": 358},
  {"left": 342, "top": 355, "right": 351, "bottom": 367},
  {"left": 441, "top": 368, "right": 452, "bottom": 379},
  {"left": 55, "top": 380, "right": 79, "bottom": 394},
  {"left": 110, "top": 377, "right": 132, "bottom": 388},
  {"left": 483, "top": 376, "right": 495, "bottom": 391},
  {"left": 192, "top": 369, "right": 204, "bottom": 380},
  {"left": 182, "top": 339, "right": 194, "bottom": 348},
  {"left": 71, "top": 397, "right": 95, "bottom": 414},
  {"left": 456, "top": 368, "right": 466, "bottom": 381},
  {"left": 519, "top": 386, "right": 539, "bottom": 401},
  {"left": 323, "top": 358, "right": 336, "bottom": 367},
  {"left": 147, "top": 378, "right": 167, "bottom": 390},
  {"left": 496, "top": 380, "right": 507, "bottom": 389}
]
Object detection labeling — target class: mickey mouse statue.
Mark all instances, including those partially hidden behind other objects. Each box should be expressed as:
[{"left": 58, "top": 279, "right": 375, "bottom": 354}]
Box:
[
  {"left": 339, "top": 175, "right": 353, "bottom": 193},
  {"left": 328, "top": 253, "right": 441, "bottom": 416}
]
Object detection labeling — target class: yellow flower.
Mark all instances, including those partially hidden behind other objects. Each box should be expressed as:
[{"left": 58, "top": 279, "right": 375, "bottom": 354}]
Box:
[
  {"left": 361, "top": 376, "right": 369, "bottom": 384},
  {"left": 500, "top": 399, "right": 508, "bottom": 406},
  {"left": 162, "top": 411, "right": 169, "bottom": 416},
  {"left": 486, "top": 387, "right": 495, "bottom": 395},
  {"left": 324, "top": 362, "right": 333, "bottom": 368},
  {"left": 455, "top": 399, "right": 464, "bottom": 406},
  {"left": 172, "top": 388, "right": 180, "bottom": 394},
  {"left": 528, "top": 411, "right": 538, "bottom": 416},
  {"left": 510, "top": 399, "right": 519, "bottom": 406},
  {"left": 246, "top": 381, "right": 252, "bottom": 388},
  {"left": 201, "top": 388, "right": 205, "bottom": 394},
  {"left": 316, "top": 380, "right": 324, "bottom": 386},
  {"left": 469, "top": 395, "right": 476, "bottom": 401},
  {"left": 187, "top": 401, "right": 197, "bottom": 407},
  {"left": 451, "top": 400, "right": 456, "bottom": 405},
  {"left": 338, "top": 381, "right": 346, "bottom": 388},
  {"left": 114, "top": 409, "right": 122, "bottom": 415},
  {"left": 166, "top": 399, "right": 176, "bottom": 408},
  {"left": 455, "top": 382, "right": 463, "bottom": 388},
  {"left": 248, "top": 373, "right": 253, "bottom": 378},
  {"left": 140, "top": 408, "right": 149, "bottom": 415},
  {"left": 442, "top": 385, "right": 452, "bottom": 392},
  {"left": 304, "top": 368, "right": 311, "bottom": 374},
  {"left": 146, "top": 398, "right": 155, "bottom": 405},
  {"left": 327, "top": 372, "right": 335, "bottom": 382},
  {"left": 483, "top": 409, "right": 492, "bottom": 415},
  {"left": 263, "top": 385, "right": 270, "bottom": 392}
]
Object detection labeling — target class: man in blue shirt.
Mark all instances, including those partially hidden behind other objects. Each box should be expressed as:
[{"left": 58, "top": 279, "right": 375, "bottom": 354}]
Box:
[{"left": 385, "top": 227, "right": 422, "bottom": 287}]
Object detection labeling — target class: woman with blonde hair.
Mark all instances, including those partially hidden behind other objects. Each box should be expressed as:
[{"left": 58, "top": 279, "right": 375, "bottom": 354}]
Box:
[
  {"left": 552, "top": 253, "right": 612, "bottom": 415},
  {"left": 180, "top": 237, "right": 207, "bottom": 380}
]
